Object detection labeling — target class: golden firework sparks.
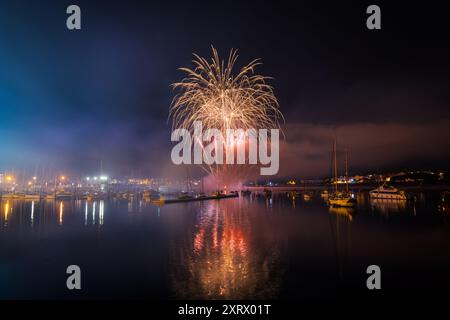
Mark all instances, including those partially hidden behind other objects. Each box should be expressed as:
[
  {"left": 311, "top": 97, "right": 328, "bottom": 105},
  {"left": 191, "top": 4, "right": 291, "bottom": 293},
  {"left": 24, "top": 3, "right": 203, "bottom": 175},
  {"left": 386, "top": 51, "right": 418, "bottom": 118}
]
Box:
[
  {"left": 169, "top": 46, "right": 284, "bottom": 184},
  {"left": 170, "top": 46, "right": 283, "bottom": 132}
]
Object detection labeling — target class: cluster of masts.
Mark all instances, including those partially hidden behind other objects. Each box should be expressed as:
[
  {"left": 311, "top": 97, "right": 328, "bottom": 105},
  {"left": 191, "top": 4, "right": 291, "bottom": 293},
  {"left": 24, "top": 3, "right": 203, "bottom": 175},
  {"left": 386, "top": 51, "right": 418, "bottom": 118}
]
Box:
[
  {"left": 327, "top": 138, "right": 407, "bottom": 208},
  {"left": 326, "top": 138, "right": 357, "bottom": 207}
]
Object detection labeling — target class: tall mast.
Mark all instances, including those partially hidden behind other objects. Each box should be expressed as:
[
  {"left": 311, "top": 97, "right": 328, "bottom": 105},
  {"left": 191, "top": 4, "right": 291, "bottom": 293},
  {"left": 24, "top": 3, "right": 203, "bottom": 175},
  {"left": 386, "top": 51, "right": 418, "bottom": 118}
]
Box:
[
  {"left": 345, "top": 148, "right": 349, "bottom": 193},
  {"left": 333, "top": 138, "right": 338, "bottom": 192}
]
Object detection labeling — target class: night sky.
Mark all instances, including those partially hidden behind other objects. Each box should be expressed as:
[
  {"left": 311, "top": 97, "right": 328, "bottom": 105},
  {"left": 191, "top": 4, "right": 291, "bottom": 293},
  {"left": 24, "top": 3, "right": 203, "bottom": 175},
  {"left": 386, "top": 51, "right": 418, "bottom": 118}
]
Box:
[{"left": 0, "top": 0, "right": 449, "bottom": 178}]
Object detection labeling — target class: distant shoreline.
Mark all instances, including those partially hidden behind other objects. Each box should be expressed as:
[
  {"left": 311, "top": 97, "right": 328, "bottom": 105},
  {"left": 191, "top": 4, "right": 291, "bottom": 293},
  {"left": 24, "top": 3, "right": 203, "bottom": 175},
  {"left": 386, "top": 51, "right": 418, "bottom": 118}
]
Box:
[{"left": 244, "top": 183, "right": 450, "bottom": 192}]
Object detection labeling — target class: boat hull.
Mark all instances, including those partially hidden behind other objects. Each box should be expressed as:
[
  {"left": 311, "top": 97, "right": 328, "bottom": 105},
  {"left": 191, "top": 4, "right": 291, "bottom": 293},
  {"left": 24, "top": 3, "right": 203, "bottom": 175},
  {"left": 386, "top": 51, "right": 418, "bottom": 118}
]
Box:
[
  {"left": 24, "top": 195, "right": 41, "bottom": 200},
  {"left": 369, "top": 193, "right": 406, "bottom": 200},
  {"left": 328, "top": 197, "right": 356, "bottom": 207}
]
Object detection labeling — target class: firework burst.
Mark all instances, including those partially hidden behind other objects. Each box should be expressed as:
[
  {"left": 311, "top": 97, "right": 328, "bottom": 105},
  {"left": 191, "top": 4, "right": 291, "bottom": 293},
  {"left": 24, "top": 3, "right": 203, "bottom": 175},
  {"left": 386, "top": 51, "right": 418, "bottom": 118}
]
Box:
[
  {"left": 169, "top": 46, "right": 283, "bottom": 186},
  {"left": 170, "top": 46, "right": 283, "bottom": 133}
]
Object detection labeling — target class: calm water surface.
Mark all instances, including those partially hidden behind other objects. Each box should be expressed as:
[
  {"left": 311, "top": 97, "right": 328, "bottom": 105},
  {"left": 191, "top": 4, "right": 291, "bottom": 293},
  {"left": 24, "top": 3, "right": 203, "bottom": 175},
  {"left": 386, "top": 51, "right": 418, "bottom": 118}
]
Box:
[{"left": 1, "top": 191, "right": 449, "bottom": 299}]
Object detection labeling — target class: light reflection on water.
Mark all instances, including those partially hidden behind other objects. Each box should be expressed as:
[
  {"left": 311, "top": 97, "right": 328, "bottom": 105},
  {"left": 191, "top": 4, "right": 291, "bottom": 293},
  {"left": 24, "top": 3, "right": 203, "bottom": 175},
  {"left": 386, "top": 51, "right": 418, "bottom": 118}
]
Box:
[
  {"left": 30, "top": 201, "right": 34, "bottom": 227},
  {"left": 4, "top": 200, "right": 10, "bottom": 227},
  {"left": 370, "top": 198, "right": 407, "bottom": 215},
  {"left": 169, "top": 200, "right": 284, "bottom": 299},
  {"left": 0, "top": 199, "right": 107, "bottom": 230},
  {"left": 0, "top": 190, "right": 449, "bottom": 299}
]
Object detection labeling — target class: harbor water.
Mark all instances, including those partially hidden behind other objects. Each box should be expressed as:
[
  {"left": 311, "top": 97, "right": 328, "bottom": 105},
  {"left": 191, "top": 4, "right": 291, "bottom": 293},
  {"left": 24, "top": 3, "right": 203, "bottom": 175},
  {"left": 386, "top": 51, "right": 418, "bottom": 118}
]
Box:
[{"left": 0, "top": 190, "right": 449, "bottom": 299}]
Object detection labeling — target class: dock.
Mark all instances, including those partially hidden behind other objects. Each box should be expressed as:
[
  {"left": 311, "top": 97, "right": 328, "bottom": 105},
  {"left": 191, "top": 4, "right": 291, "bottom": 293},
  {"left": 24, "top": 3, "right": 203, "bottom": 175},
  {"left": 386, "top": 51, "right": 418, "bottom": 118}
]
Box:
[{"left": 152, "top": 193, "right": 239, "bottom": 205}]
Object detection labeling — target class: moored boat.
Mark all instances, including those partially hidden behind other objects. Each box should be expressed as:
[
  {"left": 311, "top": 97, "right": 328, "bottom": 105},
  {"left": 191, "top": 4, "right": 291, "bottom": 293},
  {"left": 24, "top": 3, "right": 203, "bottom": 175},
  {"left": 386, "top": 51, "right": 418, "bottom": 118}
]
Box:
[
  {"left": 55, "top": 191, "right": 73, "bottom": 200},
  {"left": 369, "top": 185, "right": 406, "bottom": 200},
  {"left": 196, "top": 192, "right": 207, "bottom": 198},
  {"left": 328, "top": 192, "right": 357, "bottom": 207},
  {"left": 320, "top": 190, "right": 329, "bottom": 198},
  {"left": 328, "top": 139, "right": 357, "bottom": 208},
  {"left": 303, "top": 193, "right": 313, "bottom": 200},
  {"left": 177, "top": 193, "right": 194, "bottom": 200},
  {"left": 24, "top": 193, "right": 41, "bottom": 200}
]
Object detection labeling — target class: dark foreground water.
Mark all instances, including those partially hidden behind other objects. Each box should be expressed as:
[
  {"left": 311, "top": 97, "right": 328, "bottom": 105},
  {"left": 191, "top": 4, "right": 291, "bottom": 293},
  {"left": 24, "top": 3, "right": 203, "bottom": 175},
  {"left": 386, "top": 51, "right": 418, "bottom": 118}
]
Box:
[{"left": 1, "top": 190, "right": 450, "bottom": 300}]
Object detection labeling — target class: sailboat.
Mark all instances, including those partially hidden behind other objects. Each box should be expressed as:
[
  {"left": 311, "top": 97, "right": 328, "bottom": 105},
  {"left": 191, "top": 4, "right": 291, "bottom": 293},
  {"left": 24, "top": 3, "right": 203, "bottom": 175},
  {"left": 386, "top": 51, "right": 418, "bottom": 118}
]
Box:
[{"left": 328, "top": 139, "right": 357, "bottom": 208}]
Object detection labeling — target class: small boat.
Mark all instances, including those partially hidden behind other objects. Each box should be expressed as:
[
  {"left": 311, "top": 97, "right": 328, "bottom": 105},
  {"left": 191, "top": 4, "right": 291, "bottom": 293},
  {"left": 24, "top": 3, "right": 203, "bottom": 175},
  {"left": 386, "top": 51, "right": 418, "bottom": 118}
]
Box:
[
  {"left": 24, "top": 194, "right": 41, "bottom": 200},
  {"left": 195, "top": 192, "right": 207, "bottom": 199},
  {"left": 320, "top": 190, "right": 329, "bottom": 198},
  {"left": 369, "top": 185, "right": 406, "bottom": 200},
  {"left": 241, "top": 190, "right": 252, "bottom": 196},
  {"left": 328, "top": 192, "right": 357, "bottom": 207},
  {"left": 303, "top": 193, "right": 313, "bottom": 200},
  {"left": 177, "top": 193, "right": 194, "bottom": 200},
  {"left": 55, "top": 191, "right": 73, "bottom": 200}
]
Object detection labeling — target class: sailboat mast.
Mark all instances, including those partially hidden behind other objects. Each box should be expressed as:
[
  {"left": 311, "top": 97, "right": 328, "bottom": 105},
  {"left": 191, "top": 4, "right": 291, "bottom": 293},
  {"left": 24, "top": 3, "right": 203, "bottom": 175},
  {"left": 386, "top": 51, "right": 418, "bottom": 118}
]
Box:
[
  {"left": 333, "top": 138, "right": 338, "bottom": 192},
  {"left": 185, "top": 166, "right": 191, "bottom": 192},
  {"left": 345, "top": 148, "right": 349, "bottom": 193}
]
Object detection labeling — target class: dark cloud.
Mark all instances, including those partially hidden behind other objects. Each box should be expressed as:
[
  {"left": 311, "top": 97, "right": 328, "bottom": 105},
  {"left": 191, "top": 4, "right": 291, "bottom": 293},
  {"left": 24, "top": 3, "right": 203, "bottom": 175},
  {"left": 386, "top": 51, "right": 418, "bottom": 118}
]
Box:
[{"left": 279, "top": 120, "right": 450, "bottom": 178}]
